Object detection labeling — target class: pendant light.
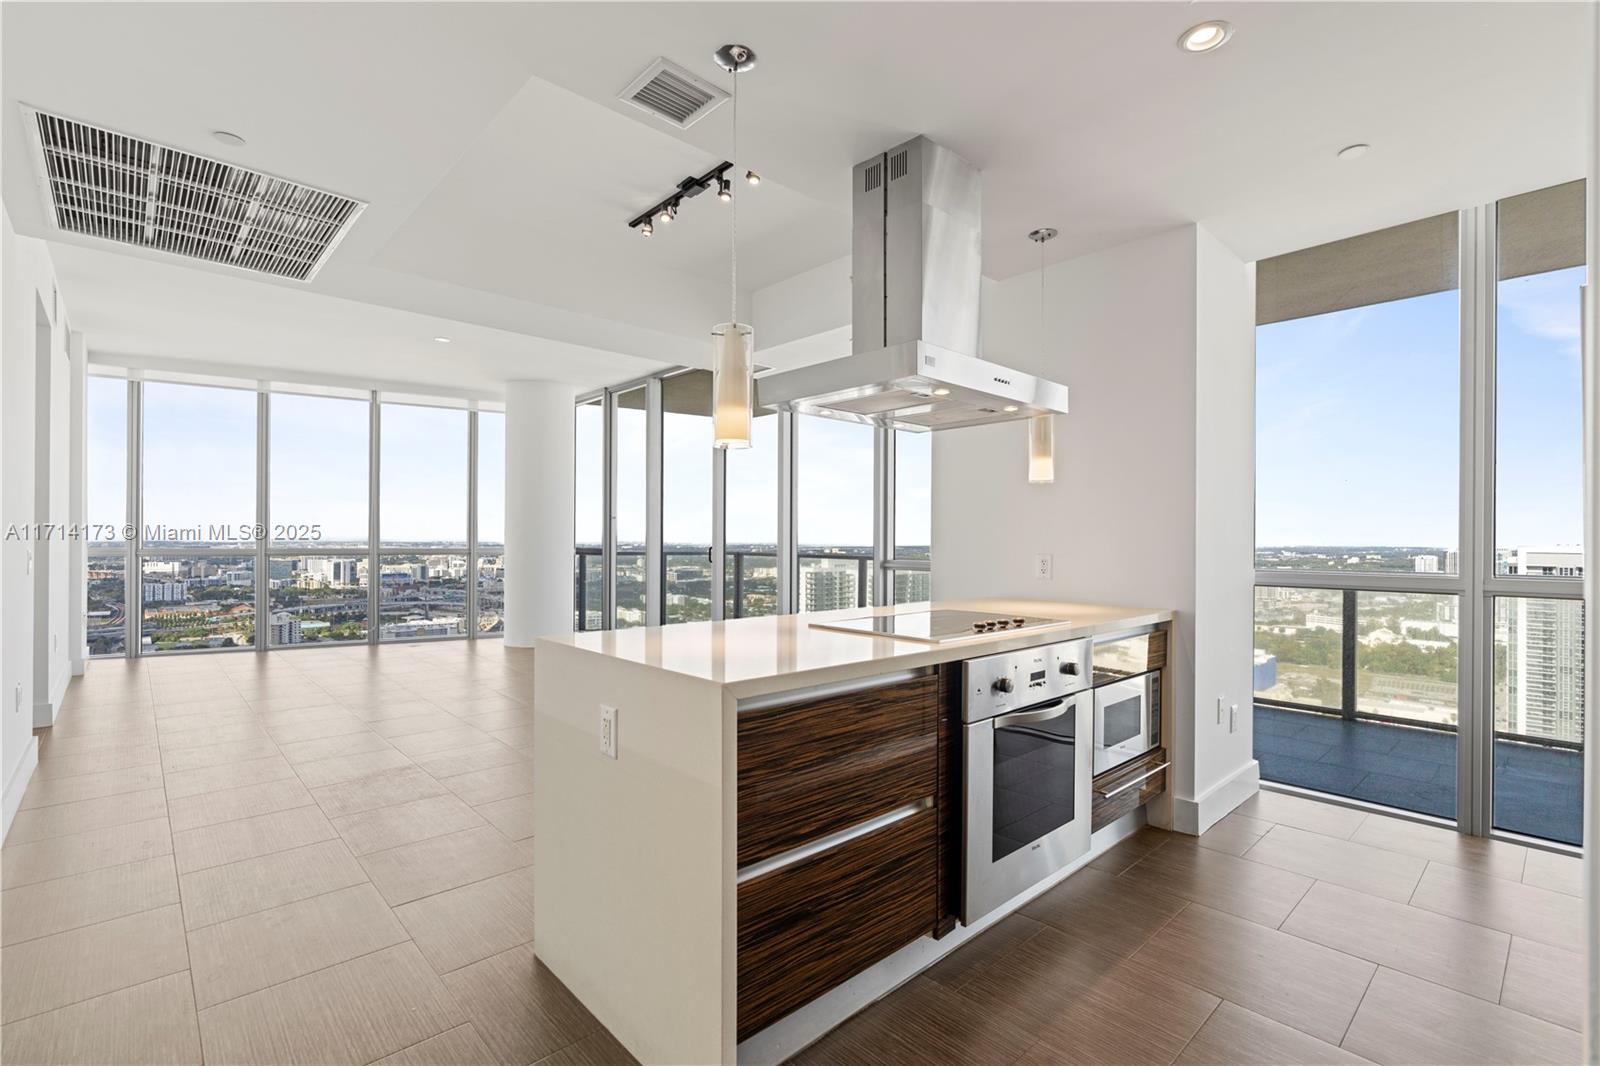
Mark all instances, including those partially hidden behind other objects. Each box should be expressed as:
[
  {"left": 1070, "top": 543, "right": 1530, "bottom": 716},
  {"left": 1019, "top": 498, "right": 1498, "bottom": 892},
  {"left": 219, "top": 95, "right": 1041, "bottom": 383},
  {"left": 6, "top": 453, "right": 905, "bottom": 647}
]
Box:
[
  {"left": 1026, "top": 227, "right": 1058, "bottom": 483},
  {"left": 711, "top": 44, "right": 757, "bottom": 449}
]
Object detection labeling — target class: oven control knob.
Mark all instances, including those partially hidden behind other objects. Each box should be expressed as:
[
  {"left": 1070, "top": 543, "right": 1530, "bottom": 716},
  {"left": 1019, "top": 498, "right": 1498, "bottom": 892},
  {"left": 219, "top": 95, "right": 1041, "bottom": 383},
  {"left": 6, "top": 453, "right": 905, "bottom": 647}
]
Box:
[
  {"left": 992, "top": 677, "right": 1014, "bottom": 694},
  {"left": 1060, "top": 662, "right": 1079, "bottom": 676}
]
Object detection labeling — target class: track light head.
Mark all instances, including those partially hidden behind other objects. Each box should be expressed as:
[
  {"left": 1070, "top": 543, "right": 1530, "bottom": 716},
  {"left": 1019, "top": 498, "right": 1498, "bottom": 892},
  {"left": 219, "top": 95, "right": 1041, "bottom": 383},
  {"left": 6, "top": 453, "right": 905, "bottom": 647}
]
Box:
[
  {"left": 717, "top": 178, "right": 732, "bottom": 202},
  {"left": 640, "top": 220, "right": 654, "bottom": 237},
  {"left": 657, "top": 203, "right": 677, "bottom": 224},
  {"left": 745, "top": 169, "right": 761, "bottom": 186}
]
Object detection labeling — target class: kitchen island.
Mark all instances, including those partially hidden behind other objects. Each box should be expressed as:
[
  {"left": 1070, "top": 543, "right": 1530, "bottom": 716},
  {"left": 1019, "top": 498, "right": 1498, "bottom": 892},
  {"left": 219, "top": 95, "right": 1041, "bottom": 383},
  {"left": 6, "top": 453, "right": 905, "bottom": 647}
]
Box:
[{"left": 532, "top": 598, "right": 1173, "bottom": 1065}]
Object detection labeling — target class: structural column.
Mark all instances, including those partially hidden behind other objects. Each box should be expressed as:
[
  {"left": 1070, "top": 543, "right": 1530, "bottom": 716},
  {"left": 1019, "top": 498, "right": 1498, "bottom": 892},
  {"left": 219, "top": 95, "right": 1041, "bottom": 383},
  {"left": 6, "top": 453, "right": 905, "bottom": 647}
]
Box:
[{"left": 505, "top": 380, "right": 576, "bottom": 646}]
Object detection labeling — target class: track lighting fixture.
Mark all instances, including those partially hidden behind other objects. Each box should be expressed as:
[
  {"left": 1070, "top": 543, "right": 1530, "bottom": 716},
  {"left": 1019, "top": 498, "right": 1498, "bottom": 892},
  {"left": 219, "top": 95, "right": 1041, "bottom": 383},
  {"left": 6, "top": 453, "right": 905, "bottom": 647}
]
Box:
[
  {"left": 745, "top": 169, "right": 761, "bottom": 186},
  {"left": 626, "top": 161, "right": 736, "bottom": 235}
]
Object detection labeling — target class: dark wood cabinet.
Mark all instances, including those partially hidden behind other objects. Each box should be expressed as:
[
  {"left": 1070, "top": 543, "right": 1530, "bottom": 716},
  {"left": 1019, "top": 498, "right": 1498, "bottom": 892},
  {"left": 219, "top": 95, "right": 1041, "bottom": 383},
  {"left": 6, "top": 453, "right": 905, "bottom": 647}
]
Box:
[
  {"left": 735, "top": 673, "right": 942, "bottom": 1039},
  {"left": 737, "top": 674, "right": 938, "bottom": 867},
  {"left": 1090, "top": 745, "right": 1168, "bottom": 832},
  {"left": 736, "top": 806, "right": 937, "bottom": 1040}
]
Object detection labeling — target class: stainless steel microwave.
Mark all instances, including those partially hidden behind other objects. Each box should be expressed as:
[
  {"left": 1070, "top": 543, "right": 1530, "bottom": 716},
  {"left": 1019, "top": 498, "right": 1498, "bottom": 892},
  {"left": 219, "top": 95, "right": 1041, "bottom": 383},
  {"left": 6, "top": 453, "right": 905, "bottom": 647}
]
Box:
[{"left": 1092, "top": 670, "right": 1161, "bottom": 776}]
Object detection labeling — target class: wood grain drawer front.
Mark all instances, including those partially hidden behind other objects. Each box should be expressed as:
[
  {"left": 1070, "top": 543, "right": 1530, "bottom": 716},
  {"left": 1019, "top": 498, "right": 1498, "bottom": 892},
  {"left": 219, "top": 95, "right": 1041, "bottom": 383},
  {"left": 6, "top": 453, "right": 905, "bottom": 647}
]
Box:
[
  {"left": 738, "top": 675, "right": 938, "bottom": 868},
  {"left": 1091, "top": 746, "right": 1168, "bottom": 832},
  {"left": 737, "top": 807, "right": 937, "bottom": 1041}
]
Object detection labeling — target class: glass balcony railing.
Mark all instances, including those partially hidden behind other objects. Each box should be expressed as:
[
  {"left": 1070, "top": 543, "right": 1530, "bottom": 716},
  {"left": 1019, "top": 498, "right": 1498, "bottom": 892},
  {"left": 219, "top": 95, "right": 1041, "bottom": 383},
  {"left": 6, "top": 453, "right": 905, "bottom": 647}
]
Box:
[
  {"left": 1255, "top": 584, "right": 1585, "bottom": 844},
  {"left": 572, "top": 547, "right": 883, "bottom": 628}
]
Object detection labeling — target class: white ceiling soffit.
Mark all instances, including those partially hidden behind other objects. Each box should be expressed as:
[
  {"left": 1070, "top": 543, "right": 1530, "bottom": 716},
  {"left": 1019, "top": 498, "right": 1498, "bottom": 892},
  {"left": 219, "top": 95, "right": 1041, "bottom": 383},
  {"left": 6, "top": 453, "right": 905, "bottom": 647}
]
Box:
[
  {"left": 25, "top": 107, "right": 365, "bottom": 282},
  {"left": 620, "top": 58, "right": 729, "bottom": 128}
]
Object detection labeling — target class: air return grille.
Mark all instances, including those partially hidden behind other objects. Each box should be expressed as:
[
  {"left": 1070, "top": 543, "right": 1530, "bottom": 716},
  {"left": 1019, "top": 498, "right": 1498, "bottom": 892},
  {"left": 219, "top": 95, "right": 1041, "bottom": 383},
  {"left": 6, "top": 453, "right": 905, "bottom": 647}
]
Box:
[
  {"left": 27, "top": 109, "right": 365, "bottom": 281},
  {"left": 619, "top": 59, "right": 728, "bottom": 129}
]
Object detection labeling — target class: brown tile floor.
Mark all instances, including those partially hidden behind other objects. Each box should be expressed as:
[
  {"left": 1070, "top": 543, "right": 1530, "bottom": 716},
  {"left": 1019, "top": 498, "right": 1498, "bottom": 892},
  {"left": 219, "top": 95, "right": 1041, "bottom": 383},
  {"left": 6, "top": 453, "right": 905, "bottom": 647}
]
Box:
[
  {"left": 796, "top": 788, "right": 1585, "bottom": 1066},
  {"left": 3, "top": 647, "right": 1587, "bottom": 1066}
]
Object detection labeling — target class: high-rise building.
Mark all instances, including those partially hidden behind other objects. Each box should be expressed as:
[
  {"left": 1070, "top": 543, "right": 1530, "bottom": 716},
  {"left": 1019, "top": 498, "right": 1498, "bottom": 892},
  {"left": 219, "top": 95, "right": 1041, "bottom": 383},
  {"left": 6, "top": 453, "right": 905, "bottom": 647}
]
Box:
[
  {"left": 802, "top": 567, "right": 858, "bottom": 612},
  {"left": 1413, "top": 554, "right": 1440, "bottom": 573},
  {"left": 1504, "top": 548, "right": 1585, "bottom": 744},
  {"left": 306, "top": 557, "right": 360, "bottom": 587},
  {"left": 141, "top": 580, "right": 186, "bottom": 603},
  {"left": 268, "top": 611, "right": 303, "bottom": 645}
]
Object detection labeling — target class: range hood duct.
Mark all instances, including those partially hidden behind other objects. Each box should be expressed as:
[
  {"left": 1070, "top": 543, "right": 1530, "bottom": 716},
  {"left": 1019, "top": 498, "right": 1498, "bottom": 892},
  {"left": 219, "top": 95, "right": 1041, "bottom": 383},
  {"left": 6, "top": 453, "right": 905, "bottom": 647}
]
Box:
[{"left": 756, "top": 136, "right": 1068, "bottom": 431}]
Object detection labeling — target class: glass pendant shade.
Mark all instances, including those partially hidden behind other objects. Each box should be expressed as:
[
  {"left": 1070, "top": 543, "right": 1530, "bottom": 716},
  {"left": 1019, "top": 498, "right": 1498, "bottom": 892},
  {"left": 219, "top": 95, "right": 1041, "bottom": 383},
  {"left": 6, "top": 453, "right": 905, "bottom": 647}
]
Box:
[
  {"left": 712, "top": 322, "right": 755, "bottom": 449},
  {"left": 1028, "top": 412, "right": 1055, "bottom": 484}
]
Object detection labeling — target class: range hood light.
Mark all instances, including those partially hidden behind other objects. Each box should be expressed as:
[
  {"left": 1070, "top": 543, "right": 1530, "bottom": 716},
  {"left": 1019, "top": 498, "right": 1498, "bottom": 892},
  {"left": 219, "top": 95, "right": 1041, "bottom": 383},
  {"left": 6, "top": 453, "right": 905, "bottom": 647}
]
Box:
[
  {"left": 1029, "top": 413, "right": 1055, "bottom": 484},
  {"left": 932, "top": 387, "right": 951, "bottom": 396},
  {"left": 1003, "top": 404, "right": 1019, "bottom": 413}
]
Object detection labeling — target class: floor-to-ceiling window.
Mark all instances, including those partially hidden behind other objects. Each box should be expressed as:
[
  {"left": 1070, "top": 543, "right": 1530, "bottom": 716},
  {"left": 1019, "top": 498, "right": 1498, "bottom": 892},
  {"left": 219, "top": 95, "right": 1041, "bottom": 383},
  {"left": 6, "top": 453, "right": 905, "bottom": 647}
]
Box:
[
  {"left": 662, "top": 371, "right": 713, "bottom": 623},
  {"left": 1488, "top": 180, "right": 1587, "bottom": 845},
  {"left": 85, "top": 373, "right": 128, "bottom": 657},
  {"left": 140, "top": 380, "right": 260, "bottom": 653},
  {"left": 574, "top": 397, "right": 604, "bottom": 629},
  {"left": 379, "top": 401, "right": 468, "bottom": 641},
  {"left": 724, "top": 408, "right": 779, "bottom": 618},
  {"left": 84, "top": 374, "right": 505, "bottom": 656},
  {"left": 1254, "top": 180, "right": 1587, "bottom": 846},
  {"left": 476, "top": 411, "right": 506, "bottom": 635},
  {"left": 267, "top": 390, "right": 370, "bottom": 646},
  {"left": 613, "top": 386, "right": 648, "bottom": 628},
  {"left": 796, "top": 414, "right": 875, "bottom": 612},
  {"left": 574, "top": 371, "right": 933, "bottom": 627}
]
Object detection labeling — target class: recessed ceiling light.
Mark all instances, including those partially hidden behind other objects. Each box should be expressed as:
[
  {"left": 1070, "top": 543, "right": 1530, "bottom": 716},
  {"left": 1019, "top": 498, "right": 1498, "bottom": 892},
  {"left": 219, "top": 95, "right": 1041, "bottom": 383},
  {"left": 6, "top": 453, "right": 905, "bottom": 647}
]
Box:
[
  {"left": 433, "top": 336, "right": 452, "bottom": 344},
  {"left": 1337, "top": 143, "right": 1371, "bottom": 161},
  {"left": 211, "top": 130, "right": 247, "bottom": 147},
  {"left": 1177, "top": 20, "right": 1232, "bottom": 53}
]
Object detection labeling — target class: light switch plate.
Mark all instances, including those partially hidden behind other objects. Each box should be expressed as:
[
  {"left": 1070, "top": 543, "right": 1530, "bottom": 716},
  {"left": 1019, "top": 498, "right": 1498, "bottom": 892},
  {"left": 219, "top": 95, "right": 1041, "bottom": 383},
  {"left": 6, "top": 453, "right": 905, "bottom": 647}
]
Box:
[{"left": 599, "top": 703, "right": 617, "bottom": 759}]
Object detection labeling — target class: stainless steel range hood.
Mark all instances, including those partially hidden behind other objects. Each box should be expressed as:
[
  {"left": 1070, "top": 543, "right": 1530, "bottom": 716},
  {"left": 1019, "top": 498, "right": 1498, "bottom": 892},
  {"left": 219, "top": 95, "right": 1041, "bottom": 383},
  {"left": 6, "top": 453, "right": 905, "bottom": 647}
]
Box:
[{"left": 756, "top": 136, "right": 1068, "bottom": 431}]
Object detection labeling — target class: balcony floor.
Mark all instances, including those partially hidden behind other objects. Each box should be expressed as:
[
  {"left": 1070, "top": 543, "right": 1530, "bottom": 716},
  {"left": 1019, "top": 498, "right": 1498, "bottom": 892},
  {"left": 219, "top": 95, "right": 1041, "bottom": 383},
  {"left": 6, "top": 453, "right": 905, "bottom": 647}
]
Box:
[{"left": 1254, "top": 704, "right": 1582, "bottom": 846}]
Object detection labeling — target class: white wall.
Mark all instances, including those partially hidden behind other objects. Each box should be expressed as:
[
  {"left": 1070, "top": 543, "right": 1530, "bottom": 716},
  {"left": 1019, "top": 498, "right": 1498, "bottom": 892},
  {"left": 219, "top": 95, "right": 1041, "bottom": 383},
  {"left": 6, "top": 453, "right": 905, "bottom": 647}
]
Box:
[
  {"left": 2, "top": 203, "right": 73, "bottom": 837},
  {"left": 504, "top": 379, "right": 576, "bottom": 644},
  {"left": 933, "top": 223, "right": 1256, "bottom": 833}
]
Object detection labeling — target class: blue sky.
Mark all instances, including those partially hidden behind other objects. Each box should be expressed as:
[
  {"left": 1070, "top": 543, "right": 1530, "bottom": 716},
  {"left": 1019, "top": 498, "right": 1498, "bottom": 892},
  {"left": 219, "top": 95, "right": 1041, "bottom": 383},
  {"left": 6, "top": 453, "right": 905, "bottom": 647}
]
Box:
[
  {"left": 91, "top": 264, "right": 1576, "bottom": 557},
  {"left": 88, "top": 385, "right": 503, "bottom": 545},
  {"left": 1256, "top": 264, "right": 1585, "bottom": 552}
]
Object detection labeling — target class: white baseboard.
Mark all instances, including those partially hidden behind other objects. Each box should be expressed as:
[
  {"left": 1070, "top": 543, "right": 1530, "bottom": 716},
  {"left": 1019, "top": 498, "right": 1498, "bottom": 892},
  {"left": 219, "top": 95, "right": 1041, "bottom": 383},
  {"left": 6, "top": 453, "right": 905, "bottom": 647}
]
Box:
[
  {"left": 1170, "top": 759, "right": 1259, "bottom": 836},
  {"left": 2, "top": 735, "right": 39, "bottom": 842},
  {"left": 33, "top": 663, "right": 70, "bottom": 729}
]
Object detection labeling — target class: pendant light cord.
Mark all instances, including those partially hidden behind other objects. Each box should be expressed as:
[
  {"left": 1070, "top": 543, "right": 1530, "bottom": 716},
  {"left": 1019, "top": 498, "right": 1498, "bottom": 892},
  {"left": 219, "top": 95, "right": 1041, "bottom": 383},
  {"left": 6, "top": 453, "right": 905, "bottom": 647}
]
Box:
[{"left": 730, "top": 67, "right": 739, "bottom": 324}]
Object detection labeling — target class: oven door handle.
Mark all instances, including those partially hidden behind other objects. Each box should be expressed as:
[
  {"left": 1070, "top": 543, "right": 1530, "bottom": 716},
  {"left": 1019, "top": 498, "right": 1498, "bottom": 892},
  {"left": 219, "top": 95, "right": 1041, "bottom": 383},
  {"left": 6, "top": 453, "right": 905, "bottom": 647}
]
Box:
[{"left": 992, "top": 698, "right": 1072, "bottom": 728}]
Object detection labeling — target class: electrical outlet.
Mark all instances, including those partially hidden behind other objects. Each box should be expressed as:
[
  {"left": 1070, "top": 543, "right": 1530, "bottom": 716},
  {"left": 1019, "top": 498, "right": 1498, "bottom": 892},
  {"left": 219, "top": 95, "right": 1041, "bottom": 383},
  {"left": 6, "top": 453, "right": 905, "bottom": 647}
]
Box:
[
  {"left": 599, "top": 703, "right": 617, "bottom": 759},
  {"left": 1229, "top": 703, "right": 1239, "bottom": 734},
  {"left": 1034, "top": 554, "right": 1053, "bottom": 581}
]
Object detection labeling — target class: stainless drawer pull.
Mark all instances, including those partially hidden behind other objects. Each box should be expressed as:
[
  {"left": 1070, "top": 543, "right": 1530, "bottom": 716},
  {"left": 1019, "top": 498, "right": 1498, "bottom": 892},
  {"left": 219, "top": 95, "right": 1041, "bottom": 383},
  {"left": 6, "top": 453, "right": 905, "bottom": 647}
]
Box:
[
  {"left": 1095, "top": 762, "right": 1169, "bottom": 799},
  {"left": 735, "top": 797, "right": 931, "bottom": 884}
]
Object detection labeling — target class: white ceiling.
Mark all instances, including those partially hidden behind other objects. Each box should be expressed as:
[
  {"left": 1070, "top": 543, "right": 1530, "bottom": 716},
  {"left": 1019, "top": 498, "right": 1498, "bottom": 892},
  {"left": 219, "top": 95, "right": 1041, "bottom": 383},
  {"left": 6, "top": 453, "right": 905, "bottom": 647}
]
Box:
[{"left": 2, "top": 2, "right": 1590, "bottom": 394}]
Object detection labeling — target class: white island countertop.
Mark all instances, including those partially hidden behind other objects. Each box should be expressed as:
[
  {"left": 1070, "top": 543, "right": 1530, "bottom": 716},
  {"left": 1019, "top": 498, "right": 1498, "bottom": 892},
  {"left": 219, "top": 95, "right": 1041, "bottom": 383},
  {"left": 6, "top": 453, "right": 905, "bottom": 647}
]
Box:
[{"left": 535, "top": 598, "right": 1172, "bottom": 701}]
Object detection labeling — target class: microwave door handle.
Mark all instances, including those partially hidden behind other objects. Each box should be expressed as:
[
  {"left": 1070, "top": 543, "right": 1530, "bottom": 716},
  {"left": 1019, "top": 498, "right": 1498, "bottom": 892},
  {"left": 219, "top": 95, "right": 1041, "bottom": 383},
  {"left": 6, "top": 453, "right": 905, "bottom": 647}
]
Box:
[{"left": 993, "top": 698, "right": 1072, "bottom": 728}]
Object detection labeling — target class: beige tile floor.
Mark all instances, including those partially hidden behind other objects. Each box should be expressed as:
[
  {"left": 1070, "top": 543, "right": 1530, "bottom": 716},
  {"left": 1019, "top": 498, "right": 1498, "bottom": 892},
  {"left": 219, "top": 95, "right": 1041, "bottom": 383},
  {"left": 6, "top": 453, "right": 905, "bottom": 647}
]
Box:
[
  {"left": 1, "top": 641, "right": 636, "bottom": 1066},
  {"left": 3, "top": 645, "right": 1587, "bottom": 1066}
]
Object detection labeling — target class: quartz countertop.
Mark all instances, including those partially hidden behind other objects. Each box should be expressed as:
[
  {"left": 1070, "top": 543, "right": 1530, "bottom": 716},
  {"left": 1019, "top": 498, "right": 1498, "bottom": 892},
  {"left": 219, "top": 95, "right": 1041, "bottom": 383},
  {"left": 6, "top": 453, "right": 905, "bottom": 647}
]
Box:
[{"left": 534, "top": 598, "right": 1173, "bottom": 700}]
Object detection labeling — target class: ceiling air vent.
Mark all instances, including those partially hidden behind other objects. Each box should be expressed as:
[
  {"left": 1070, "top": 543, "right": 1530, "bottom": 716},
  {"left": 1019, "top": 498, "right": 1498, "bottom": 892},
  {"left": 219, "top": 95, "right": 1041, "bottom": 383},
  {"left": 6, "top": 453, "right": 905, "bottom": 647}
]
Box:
[
  {"left": 24, "top": 107, "right": 365, "bottom": 282},
  {"left": 619, "top": 58, "right": 728, "bottom": 129}
]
